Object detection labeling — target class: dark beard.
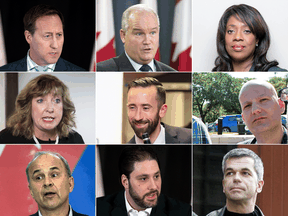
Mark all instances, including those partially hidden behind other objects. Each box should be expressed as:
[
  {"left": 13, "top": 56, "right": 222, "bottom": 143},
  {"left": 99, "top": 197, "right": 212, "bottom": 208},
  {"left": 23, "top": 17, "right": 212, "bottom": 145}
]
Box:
[
  {"left": 128, "top": 181, "right": 159, "bottom": 209},
  {"left": 129, "top": 113, "right": 160, "bottom": 139}
]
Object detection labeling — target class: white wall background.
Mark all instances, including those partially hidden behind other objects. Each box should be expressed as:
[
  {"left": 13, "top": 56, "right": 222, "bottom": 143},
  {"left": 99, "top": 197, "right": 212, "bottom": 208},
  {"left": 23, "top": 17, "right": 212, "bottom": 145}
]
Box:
[
  {"left": 96, "top": 72, "right": 123, "bottom": 144},
  {"left": 193, "top": 0, "right": 288, "bottom": 71},
  {"left": 0, "top": 74, "right": 5, "bottom": 131},
  {"left": 18, "top": 73, "right": 95, "bottom": 144}
]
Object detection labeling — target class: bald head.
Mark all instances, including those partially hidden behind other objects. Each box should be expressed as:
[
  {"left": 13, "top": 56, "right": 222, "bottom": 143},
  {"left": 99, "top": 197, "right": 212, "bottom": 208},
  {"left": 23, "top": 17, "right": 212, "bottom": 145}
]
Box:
[{"left": 121, "top": 4, "right": 160, "bottom": 32}]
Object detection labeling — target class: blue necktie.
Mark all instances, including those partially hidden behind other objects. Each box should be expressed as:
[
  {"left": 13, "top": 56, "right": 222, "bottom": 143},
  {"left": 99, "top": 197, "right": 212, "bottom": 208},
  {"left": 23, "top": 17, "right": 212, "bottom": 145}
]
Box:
[{"left": 140, "top": 64, "right": 152, "bottom": 72}]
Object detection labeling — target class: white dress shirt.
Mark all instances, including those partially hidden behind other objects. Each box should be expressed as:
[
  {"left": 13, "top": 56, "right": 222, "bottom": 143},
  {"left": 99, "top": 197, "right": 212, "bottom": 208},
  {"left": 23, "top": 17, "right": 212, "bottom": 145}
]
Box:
[
  {"left": 135, "top": 124, "right": 166, "bottom": 144},
  {"left": 125, "top": 51, "right": 156, "bottom": 72},
  {"left": 124, "top": 191, "right": 152, "bottom": 216},
  {"left": 38, "top": 205, "right": 73, "bottom": 216},
  {"left": 27, "top": 50, "right": 56, "bottom": 72}
]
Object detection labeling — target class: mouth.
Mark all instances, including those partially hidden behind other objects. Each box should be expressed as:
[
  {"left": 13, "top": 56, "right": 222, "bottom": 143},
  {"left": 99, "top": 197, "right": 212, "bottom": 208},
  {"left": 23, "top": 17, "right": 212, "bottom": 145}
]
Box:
[
  {"left": 232, "top": 45, "right": 244, "bottom": 51},
  {"left": 142, "top": 47, "right": 152, "bottom": 53},
  {"left": 146, "top": 192, "right": 157, "bottom": 200},
  {"left": 230, "top": 187, "right": 244, "bottom": 191},
  {"left": 43, "top": 192, "right": 57, "bottom": 198},
  {"left": 253, "top": 116, "right": 266, "bottom": 123},
  {"left": 49, "top": 52, "right": 58, "bottom": 57},
  {"left": 42, "top": 117, "right": 55, "bottom": 122}
]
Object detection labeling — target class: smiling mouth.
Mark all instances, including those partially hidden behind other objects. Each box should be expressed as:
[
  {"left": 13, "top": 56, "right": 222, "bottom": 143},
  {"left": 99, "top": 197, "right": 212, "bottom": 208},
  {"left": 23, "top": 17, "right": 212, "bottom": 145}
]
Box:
[
  {"left": 43, "top": 117, "right": 55, "bottom": 122},
  {"left": 232, "top": 45, "right": 244, "bottom": 51}
]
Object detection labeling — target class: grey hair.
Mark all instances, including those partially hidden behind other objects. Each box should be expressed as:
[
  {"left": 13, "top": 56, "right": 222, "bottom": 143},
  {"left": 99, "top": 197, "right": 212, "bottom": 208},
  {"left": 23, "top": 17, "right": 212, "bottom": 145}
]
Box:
[
  {"left": 222, "top": 148, "right": 264, "bottom": 181},
  {"left": 26, "top": 151, "right": 72, "bottom": 184},
  {"left": 121, "top": 4, "right": 160, "bottom": 32}
]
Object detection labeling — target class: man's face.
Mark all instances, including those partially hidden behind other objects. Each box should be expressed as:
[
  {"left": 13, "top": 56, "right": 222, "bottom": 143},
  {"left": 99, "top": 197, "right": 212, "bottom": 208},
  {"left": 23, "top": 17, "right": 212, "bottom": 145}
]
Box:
[
  {"left": 120, "top": 11, "right": 159, "bottom": 65},
  {"left": 25, "top": 15, "right": 64, "bottom": 66},
  {"left": 124, "top": 160, "right": 161, "bottom": 211},
  {"left": 239, "top": 84, "right": 284, "bottom": 135},
  {"left": 28, "top": 154, "right": 74, "bottom": 212},
  {"left": 127, "top": 86, "right": 165, "bottom": 139},
  {"left": 223, "top": 157, "right": 263, "bottom": 202}
]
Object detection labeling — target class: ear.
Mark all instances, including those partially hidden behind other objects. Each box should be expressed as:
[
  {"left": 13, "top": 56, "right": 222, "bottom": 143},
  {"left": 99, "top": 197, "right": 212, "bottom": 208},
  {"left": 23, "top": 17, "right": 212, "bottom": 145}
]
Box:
[
  {"left": 256, "top": 180, "right": 264, "bottom": 193},
  {"left": 120, "top": 29, "right": 126, "bottom": 44},
  {"left": 159, "top": 104, "right": 167, "bottom": 118},
  {"left": 121, "top": 174, "right": 129, "bottom": 189},
  {"left": 28, "top": 185, "right": 34, "bottom": 198},
  {"left": 69, "top": 176, "right": 75, "bottom": 193},
  {"left": 278, "top": 98, "right": 285, "bottom": 114},
  {"left": 222, "top": 179, "right": 225, "bottom": 194},
  {"left": 24, "top": 30, "right": 32, "bottom": 44}
]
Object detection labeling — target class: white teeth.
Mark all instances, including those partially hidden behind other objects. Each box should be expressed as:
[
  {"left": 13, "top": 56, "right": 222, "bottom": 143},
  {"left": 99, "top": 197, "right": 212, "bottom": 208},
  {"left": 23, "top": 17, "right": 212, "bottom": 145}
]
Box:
[{"left": 43, "top": 117, "right": 54, "bottom": 121}]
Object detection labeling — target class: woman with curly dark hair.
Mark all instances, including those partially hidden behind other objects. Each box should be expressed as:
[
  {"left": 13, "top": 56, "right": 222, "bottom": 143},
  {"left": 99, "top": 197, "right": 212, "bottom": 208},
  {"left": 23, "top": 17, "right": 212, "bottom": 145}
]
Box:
[
  {"left": 213, "top": 4, "right": 287, "bottom": 72},
  {"left": 0, "top": 74, "right": 84, "bottom": 144}
]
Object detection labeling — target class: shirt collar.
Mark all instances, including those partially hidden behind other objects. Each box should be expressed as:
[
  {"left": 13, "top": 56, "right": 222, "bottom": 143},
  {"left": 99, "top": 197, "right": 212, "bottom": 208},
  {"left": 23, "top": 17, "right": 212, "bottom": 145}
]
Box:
[
  {"left": 38, "top": 205, "right": 73, "bottom": 216},
  {"left": 27, "top": 50, "right": 56, "bottom": 72},
  {"left": 124, "top": 191, "right": 152, "bottom": 216},
  {"left": 135, "top": 124, "right": 165, "bottom": 144},
  {"left": 251, "top": 126, "right": 287, "bottom": 144},
  {"left": 125, "top": 51, "right": 156, "bottom": 72}
]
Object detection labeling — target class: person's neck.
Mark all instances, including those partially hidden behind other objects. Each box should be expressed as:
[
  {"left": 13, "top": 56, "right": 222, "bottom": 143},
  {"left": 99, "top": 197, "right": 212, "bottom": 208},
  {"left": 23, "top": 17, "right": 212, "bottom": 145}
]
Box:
[
  {"left": 232, "top": 59, "right": 253, "bottom": 72},
  {"left": 34, "top": 127, "right": 57, "bottom": 141},
  {"left": 255, "top": 124, "right": 284, "bottom": 144},
  {"left": 39, "top": 203, "right": 70, "bottom": 216},
  {"left": 226, "top": 198, "right": 255, "bottom": 214},
  {"left": 149, "top": 123, "right": 162, "bottom": 144}
]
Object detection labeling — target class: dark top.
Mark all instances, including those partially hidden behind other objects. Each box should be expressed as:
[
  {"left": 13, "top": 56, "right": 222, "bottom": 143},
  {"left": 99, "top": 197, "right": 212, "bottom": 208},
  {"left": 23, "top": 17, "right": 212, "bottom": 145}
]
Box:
[
  {"left": 30, "top": 208, "right": 88, "bottom": 216},
  {"left": 0, "top": 128, "right": 85, "bottom": 144},
  {"left": 0, "top": 57, "right": 85, "bottom": 71},
  {"left": 97, "top": 190, "right": 192, "bottom": 216},
  {"left": 225, "top": 208, "right": 258, "bottom": 216},
  {"left": 249, "top": 64, "right": 287, "bottom": 72},
  {"left": 96, "top": 52, "right": 177, "bottom": 72}
]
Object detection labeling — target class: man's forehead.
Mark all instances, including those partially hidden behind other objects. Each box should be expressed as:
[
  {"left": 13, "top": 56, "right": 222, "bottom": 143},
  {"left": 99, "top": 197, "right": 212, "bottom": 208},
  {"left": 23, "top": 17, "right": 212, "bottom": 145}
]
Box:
[
  {"left": 29, "top": 154, "right": 64, "bottom": 173},
  {"left": 240, "top": 83, "right": 275, "bottom": 101},
  {"left": 132, "top": 159, "right": 160, "bottom": 174},
  {"left": 128, "top": 10, "right": 158, "bottom": 27},
  {"left": 128, "top": 86, "right": 157, "bottom": 98},
  {"left": 225, "top": 156, "right": 255, "bottom": 170}
]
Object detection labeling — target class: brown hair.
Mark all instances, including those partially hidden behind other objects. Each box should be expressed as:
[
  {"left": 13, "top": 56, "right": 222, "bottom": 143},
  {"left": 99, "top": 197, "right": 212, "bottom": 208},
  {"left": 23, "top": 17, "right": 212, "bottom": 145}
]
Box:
[
  {"left": 23, "top": 4, "right": 64, "bottom": 35},
  {"left": 128, "top": 77, "right": 166, "bottom": 108},
  {"left": 7, "top": 74, "right": 76, "bottom": 139}
]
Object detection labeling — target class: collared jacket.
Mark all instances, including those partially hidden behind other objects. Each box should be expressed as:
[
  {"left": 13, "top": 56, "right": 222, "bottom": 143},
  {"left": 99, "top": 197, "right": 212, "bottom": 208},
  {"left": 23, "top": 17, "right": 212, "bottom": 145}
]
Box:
[{"left": 206, "top": 205, "right": 264, "bottom": 216}]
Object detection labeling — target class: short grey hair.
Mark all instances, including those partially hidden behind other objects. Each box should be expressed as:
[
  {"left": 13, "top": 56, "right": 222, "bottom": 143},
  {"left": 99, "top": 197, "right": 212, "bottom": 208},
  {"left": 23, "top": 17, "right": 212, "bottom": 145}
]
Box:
[
  {"left": 26, "top": 151, "right": 72, "bottom": 184},
  {"left": 222, "top": 148, "right": 264, "bottom": 181},
  {"left": 121, "top": 4, "right": 160, "bottom": 32}
]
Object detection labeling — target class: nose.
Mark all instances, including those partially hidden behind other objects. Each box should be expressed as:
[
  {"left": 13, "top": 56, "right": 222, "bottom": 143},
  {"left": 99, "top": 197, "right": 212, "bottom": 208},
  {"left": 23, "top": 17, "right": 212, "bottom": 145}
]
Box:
[
  {"left": 44, "top": 176, "right": 54, "bottom": 187},
  {"left": 46, "top": 101, "right": 54, "bottom": 113},
  {"left": 148, "top": 178, "right": 157, "bottom": 190},
  {"left": 134, "top": 108, "right": 143, "bottom": 121},
  {"left": 233, "top": 172, "right": 242, "bottom": 183},
  {"left": 233, "top": 30, "right": 243, "bottom": 41},
  {"left": 50, "top": 35, "right": 59, "bottom": 49},
  {"left": 143, "top": 33, "right": 152, "bottom": 45},
  {"left": 252, "top": 103, "right": 261, "bottom": 115}
]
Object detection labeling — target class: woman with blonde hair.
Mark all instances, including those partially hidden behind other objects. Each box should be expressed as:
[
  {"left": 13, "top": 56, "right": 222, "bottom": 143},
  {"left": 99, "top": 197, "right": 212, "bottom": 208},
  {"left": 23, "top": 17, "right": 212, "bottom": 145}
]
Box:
[{"left": 0, "top": 74, "right": 84, "bottom": 144}]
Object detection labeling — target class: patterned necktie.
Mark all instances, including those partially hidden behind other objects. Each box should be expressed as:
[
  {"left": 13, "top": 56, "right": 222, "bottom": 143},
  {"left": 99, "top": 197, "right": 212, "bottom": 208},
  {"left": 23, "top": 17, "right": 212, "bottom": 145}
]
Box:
[
  {"left": 35, "top": 66, "right": 49, "bottom": 72},
  {"left": 140, "top": 64, "right": 152, "bottom": 72}
]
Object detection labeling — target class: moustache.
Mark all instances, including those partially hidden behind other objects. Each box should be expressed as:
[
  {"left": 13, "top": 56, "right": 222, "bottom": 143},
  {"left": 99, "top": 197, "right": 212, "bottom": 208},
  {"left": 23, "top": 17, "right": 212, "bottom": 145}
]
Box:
[
  {"left": 144, "top": 190, "right": 159, "bottom": 198},
  {"left": 132, "top": 119, "right": 150, "bottom": 124}
]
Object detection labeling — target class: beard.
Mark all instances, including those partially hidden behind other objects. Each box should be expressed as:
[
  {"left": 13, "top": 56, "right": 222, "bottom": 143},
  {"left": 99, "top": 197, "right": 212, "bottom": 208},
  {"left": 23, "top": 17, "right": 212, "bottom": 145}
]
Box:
[
  {"left": 129, "top": 112, "right": 160, "bottom": 139},
  {"left": 128, "top": 181, "right": 159, "bottom": 209}
]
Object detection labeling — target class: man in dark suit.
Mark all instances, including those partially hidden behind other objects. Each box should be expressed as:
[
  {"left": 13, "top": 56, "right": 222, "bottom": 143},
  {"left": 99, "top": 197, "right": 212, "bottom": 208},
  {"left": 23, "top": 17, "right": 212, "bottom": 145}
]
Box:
[
  {"left": 97, "top": 4, "right": 176, "bottom": 72},
  {"left": 0, "top": 4, "right": 84, "bottom": 72},
  {"left": 126, "top": 77, "right": 191, "bottom": 144},
  {"left": 97, "top": 146, "right": 192, "bottom": 216},
  {"left": 26, "top": 151, "right": 87, "bottom": 216}
]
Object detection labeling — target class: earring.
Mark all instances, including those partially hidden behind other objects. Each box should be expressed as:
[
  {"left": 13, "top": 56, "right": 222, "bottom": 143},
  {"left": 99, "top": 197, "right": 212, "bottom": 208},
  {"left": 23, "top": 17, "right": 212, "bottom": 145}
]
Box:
[{"left": 256, "top": 43, "right": 258, "bottom": 47}]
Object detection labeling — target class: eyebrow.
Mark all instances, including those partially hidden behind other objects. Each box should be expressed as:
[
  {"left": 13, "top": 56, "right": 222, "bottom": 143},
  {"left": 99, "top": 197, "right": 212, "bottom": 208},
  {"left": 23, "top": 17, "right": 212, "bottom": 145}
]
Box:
[
  {"left": 135, "top": 170, "right": 160, "bottom": 178},
  {"left": 32, "top": 166, "right": 60, "bottom": 176},
  {"left": 132, "top": 27, "right": 158, "bottom": 31},
  {"left": 225, "top": 167, "right": 252, "bottom": 173}
]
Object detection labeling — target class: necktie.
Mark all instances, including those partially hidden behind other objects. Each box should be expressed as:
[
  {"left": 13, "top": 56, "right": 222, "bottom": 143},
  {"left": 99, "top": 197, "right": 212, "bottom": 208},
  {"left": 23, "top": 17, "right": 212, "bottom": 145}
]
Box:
[
  {"left": 33, "top": 66, "right": 49, "bottom": 72},
  {"left": 140, "top": 64, "right": 152, "bottom": 72}
]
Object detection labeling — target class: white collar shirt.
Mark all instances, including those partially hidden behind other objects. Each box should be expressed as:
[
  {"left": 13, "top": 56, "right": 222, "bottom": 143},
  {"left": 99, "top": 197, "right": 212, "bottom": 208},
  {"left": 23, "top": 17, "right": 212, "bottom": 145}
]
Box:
[
  {"left": 135, "top": 124, "right": 165, "bottom": 144},
  {"left": 124, "top": 191, "right": 152, "bottom": 216},
  {"left": 27, "top": 50, "right": 56, "bottom": 72},
  {"left": 38, "top": 205, "right": 73, "bottom": 216},
  {"left": 125, "top": 51, "right": 156, "bottom": 72}
]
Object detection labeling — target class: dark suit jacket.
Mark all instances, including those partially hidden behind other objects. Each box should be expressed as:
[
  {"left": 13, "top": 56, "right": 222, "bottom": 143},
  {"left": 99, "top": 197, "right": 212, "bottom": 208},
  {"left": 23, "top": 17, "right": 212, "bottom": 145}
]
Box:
[
  {"left": 0, "top": 57, "right": 85, "bottom": 71},
  {"left": 127, "top": 123, "right": 191, "bottom": 144},
  {"left": 97, "top": 191, "right": 191, "bottom": 216},
  {"left": 96, "top": 52, "right": 177, "bottom": 71},
  {"left": 30, "top": 208, "right": 88, "bottom": 216}
]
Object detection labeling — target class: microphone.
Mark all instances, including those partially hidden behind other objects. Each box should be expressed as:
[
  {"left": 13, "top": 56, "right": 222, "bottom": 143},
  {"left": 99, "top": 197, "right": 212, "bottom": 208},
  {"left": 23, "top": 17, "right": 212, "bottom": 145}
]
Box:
[{"left": 142, "top": 133, "right": 151, "bottom": 144}]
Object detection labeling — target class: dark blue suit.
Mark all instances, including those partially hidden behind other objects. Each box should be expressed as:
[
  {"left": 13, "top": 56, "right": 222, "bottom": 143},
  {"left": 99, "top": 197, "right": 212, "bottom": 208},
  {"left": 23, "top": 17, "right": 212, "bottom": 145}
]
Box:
[
  {"left": 0, "top": 57, "right": 85, "bottom": 71},
  {"left": 30, "top": 208, "right": 88, "bottom": 216}
]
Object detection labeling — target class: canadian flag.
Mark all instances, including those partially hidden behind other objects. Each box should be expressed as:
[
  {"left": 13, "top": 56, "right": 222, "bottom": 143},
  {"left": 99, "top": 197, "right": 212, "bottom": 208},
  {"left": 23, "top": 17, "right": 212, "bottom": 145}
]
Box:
[
  {"left": 0, "top": 10, "right": 7, "bottom": 67},
  {"left": 96, "top": 0, "right": 116, "bottom": 63},
  {"left": 139, "top": 0, "right": 160, "bottom": 61},
  {"left": 170, "top": 0, "right": 192, "bottom": 71}
]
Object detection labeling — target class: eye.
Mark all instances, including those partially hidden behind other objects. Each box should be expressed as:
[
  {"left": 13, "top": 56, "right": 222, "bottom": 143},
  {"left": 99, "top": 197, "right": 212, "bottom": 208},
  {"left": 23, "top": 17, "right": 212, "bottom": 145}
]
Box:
[
  {"left": 35, "top": 175, "right": 43, "bottom": 180},
  {"left": 242, "top": 171, "right": 250, "bottom": 175},
  {"left": 136, "top": 32, "right": 142, "bottom": 36},
  {"left": 51, "top": 173, "right": 58, "bottom": 178},
  {"left": 226, "top": 172, "right": 233, "bottom": 176},
  {"left": 244, "top": 29, "right": 252, "bottom": 34},
  {"left": 57, "top": 33, "right": 62, "bottom": 37},
  {"left": 260, "top": 98, "right": 268, "bottom": 102},
  {"left": 37, "top": 99, "right": 43, "bottom": 103},
  {"left": 244, "top": 104, "right": 251, "bottom": 109},
  {"left": 141, "top": 177, "right": 146, "bottom": 181},
  {"left": 44, "top": 35, "right": 50, "bottom": 38},
  {"left": 55, "top": 98, "right": 61, "bottom": 103},
  {"left": 143, "top": 107, "right": 150, "bottom": 111},
  {"left": 129, "top": 106, "right": 136, "bottom": 110},
  {"left": 227, "top": 29, "right": 234, "bottom": 34},
  {"left": 154, "top": 174, "right": 160, "bottom": 179},
  {"left": 151, "top": 31, "right": 156, "bottom": 35}
]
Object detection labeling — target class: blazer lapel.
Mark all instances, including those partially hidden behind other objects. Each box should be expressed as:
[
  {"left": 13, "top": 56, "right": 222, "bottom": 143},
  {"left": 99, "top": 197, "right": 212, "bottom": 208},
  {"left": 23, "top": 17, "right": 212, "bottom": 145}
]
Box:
[
  {"left": 162, "top": 123, "right": 178, "bottom": 144},
  {"left": 111, "top": 191, "right": 128, "bottom": 216},
  {"left": 154, "top": 60, "right": 162, "bottom": 71},
  {"left": 117, "top": 53, "right": 136, "bottom": 71}
]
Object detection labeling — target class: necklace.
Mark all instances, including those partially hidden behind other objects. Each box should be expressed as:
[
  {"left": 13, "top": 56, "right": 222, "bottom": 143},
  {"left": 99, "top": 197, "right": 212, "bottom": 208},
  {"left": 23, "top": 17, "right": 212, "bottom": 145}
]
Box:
[{"left": 33, "top": 135, "right": 59, "bottom": 144}]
